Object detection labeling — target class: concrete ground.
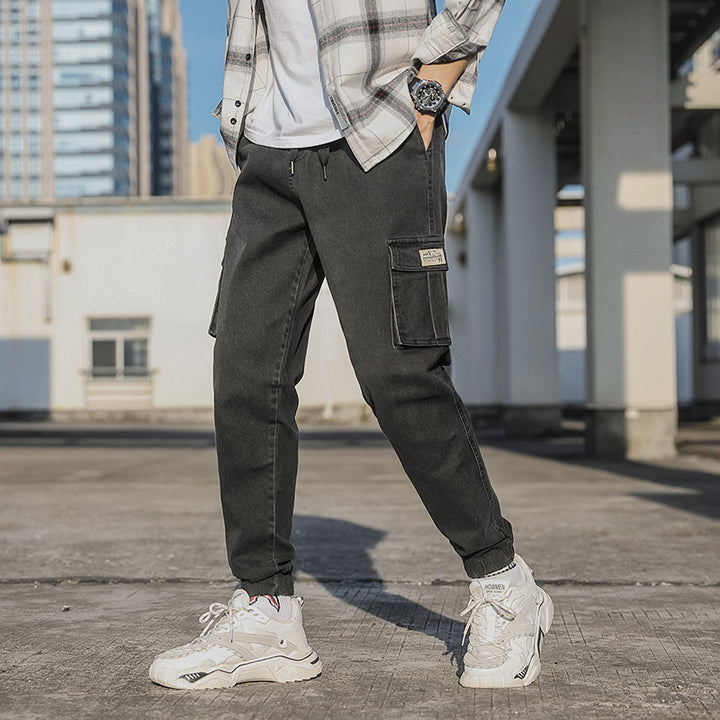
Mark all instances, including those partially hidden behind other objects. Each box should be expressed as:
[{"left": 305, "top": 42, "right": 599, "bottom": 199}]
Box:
[{"left": 1, "top": 422, "right": 719, "bottom": 719}]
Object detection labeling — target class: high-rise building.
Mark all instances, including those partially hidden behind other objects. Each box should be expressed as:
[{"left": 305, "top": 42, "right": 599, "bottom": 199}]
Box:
[
  {"left": 147, "top": 0, "right": 187, "bottom": 196},
  {"left": 187, "top": 135, "right": 236, "bottom": 199},
  {"left": 0, "top": 0, "right": 187, "bottom": 201}
]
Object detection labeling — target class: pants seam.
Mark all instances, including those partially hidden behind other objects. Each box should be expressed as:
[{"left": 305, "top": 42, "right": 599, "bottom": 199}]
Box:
[
  {"left": 448, "top": 373, "right": 506, "bottom": 538},
  {"left": 269, "top": 241, "right": 311, "bottom": 586},
  {"left": 425, "top": 149, "right": 434, "bottom": 236},
  {"left": 426, "top": 271, "right": 439, "bottom": 340}
]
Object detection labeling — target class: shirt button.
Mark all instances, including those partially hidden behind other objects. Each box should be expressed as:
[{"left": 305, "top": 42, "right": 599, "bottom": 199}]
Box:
[
  {"left": 245, "top": 53, "right": 252, "bottom": 61},
  {"left": 230, "top": 118, "right": 237, "bottom": 125},
  {"left": 235, "top": 100, "right": 241, "bottom": 107}
]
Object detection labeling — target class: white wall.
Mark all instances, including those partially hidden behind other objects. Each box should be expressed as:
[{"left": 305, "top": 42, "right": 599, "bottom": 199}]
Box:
[
  {"left": 0, "top": 200, "right": 365, "bottom": 419},
  {"left": 50, "top": 204, "right": 228, "bottom": 412},
  {"left": 554, "top": 269, "right": 692, "bottom": 407}
]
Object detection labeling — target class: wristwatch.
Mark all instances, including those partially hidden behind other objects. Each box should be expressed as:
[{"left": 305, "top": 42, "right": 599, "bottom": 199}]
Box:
[{"left": 408, "top": 77, "right": 449, "bottom": 115}]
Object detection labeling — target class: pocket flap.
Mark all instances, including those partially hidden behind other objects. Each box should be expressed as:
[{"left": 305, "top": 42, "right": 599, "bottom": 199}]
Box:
[{"left": 388, "top": 236, "right": 448, "bottom": 271}]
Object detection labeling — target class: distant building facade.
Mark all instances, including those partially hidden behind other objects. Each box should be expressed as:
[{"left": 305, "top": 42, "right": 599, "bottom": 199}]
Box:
[
  {"left": 147, "top": 0, "right": 187, "bottom": 196},
  {"left": 187, "top": 135, "right": 237, "bottom": 199},
  {"left": 0, "top": 199, "right": 364, "bottom": 421},
  {"left": 0, "top": 0, "right": 187, "bottom": 201}
]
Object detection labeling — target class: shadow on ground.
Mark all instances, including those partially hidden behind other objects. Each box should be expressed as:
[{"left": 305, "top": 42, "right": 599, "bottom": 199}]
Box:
[
  {"left": 293, "top": 514, "right": 465, "bottom": 673},
  {"left": 477, "top": 428, "right": 720, "bottom": 522}
]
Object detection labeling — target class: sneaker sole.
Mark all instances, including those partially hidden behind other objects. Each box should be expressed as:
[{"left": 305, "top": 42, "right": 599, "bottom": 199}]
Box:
[
  {"left": 459, "top": 588, "right": 554, "bottom": 689},
  {"left": 149, "top": 651, "right": 322, "bottom": 689}
]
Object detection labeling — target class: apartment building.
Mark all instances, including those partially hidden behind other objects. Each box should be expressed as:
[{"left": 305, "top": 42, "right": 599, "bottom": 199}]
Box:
[{"left": 0, "top": 0, "right": 187, "bottom": 201}]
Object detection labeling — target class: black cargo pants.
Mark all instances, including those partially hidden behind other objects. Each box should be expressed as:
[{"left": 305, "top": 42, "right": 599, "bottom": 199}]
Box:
[{"left": 211, "top": 122, "right": 514, "bottom": 595}]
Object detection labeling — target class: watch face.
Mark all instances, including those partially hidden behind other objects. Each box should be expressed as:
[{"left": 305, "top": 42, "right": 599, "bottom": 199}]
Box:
[{"left": 413, "top": 80, "right": 446, "bottom": 113}]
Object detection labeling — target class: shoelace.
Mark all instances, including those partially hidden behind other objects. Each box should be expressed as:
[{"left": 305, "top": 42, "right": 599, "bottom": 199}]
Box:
[
  {"left": 460, "top": 585, "right": 517, "bottom": 645},
  {"left": 198, "top": 602, "right": 235, "bottom": 641},
  {"left": 196, "top": 599, "right": 269, "bottom": 644}
]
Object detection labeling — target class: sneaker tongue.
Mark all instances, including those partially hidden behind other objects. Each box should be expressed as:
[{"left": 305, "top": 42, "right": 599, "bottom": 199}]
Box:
[
  {"left": 229, "top": 589, "right": 250, "bottom": 611},
  {"left": 477, "top": 579, "right": 511, "bottom": 598}
]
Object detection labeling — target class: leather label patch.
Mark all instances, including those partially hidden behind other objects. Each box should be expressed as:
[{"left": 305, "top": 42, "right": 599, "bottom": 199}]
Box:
[{"left": 418, "top": 248, "right": 446, "bottom": 267}]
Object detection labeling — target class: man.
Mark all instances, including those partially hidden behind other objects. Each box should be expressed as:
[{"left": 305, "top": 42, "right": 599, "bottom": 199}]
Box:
[{"left": 149, "top": 0, "right": 553, "bottom": 690}]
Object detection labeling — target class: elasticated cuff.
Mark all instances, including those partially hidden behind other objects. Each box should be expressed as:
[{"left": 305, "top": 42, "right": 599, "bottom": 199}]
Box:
[
  {"left": 463, "top": 539, "right": 515, "bottom": 579},
  {"left": 239, "top": 574, "right": 294, "bottom": 597}
]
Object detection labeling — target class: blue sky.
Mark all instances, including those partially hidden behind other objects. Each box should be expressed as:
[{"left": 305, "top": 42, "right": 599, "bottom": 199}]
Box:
[{"left": 178, "top": 0, "right": 540, "bottom": 191}]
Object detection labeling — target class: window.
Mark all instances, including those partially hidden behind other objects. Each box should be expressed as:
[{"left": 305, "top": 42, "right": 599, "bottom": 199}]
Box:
[
  {"left": 53, "top": 19, "right": 113, "bottom": 41},
  {"left": 53, "top": 65, "right": 113, "bottom": 86},
  {"left": 54, "top": 86, "right": 113, "bottom": 108},
  {"left": 53, "top": 41, "right": 113, "bottom": 64},
  {"left": 52, "top": 0, "right": 113, "bottom": 19},
  {"left": 28, "top": 134, "right": 41, "bottom": 154},
  {"left": 704, "top": 218, "right": 720, "bottom": 360},
  {"left": 55, "top": 175, "right": 114, "bottom": 197},
  {"left": 54, "top": 131, "right": 114, "bottom": 153},
  {"left": 54, "top": 153, "right": 113, "bottom": 175},
  {"left": 54, "top": 109, "right": 113, "bottom": 131},
  {"left": 88, "top": 317, "right": 151, "bottom": 378}
]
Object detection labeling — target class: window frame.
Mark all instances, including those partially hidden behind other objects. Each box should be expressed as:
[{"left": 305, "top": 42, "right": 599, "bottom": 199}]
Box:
[{"left": 87, "top": 316, "right": 152, "bottom": 380}]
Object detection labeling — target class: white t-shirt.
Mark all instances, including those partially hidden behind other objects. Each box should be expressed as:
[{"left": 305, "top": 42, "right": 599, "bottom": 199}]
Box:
[{"left": 244, "top": 0, "right": 343, "bottom": 148}]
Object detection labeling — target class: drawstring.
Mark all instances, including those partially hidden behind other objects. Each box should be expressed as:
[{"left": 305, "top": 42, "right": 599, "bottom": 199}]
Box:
[
  {"left": 289, "top": 146, "right": 330, "bottom": 180},
  {"left": 318, "top": 145, "right": 329, "bottom": 181}
]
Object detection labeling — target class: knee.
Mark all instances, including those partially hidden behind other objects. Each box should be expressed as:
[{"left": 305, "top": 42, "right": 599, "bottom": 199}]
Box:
[{"left": 352, "top": 346, "right": 452, "bottom": 411}]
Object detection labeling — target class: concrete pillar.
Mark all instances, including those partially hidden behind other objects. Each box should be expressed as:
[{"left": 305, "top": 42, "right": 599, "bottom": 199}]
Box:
[
  {"left": 581, "top": 0, "right": 677, "bottom": 458},
  {"left": 692, "top": 218, "right": 720, "bottom": 416},
  {"left": 446, "top": 225, "right": 471, "bottom": 394},
  {"left": 449, "top": 187, "right": 503, "bottom": 424},
  {"left": 500, "top": 105, "right": 561, "bottom": 435}
]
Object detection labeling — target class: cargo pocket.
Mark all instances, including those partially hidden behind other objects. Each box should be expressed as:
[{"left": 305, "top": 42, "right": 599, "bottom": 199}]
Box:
[{"left": 387, "top": 236, "right": 451, "bottom": 347}]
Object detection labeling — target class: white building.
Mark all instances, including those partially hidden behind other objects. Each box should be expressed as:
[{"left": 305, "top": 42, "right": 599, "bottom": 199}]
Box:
[
  {"left": 0, "top": 199, "right": 363, "bottom": 421},
  {"left": 554, "top": 262, "right": 694, "bottom": 407}
]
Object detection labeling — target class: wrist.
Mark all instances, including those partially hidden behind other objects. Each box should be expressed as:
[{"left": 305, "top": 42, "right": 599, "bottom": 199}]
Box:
[{"left": 409, "top": 76, "right": 448, "bottom": 115}]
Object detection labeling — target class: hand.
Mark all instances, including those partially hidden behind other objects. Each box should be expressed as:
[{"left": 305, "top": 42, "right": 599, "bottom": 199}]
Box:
[
  {"left": 412, "top": 56, "right": 472, "bottom": 149},
  {"left": 415, "top": 110, "right": 436, "bottom": 150}
]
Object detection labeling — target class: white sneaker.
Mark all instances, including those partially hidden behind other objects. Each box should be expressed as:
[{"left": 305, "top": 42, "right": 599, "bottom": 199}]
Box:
[
  {"left": 459, "top": 555, "right": 553, "bottom": 688},
  {"left": 149, "top": 589, "right": 322, "bottom": 689}
]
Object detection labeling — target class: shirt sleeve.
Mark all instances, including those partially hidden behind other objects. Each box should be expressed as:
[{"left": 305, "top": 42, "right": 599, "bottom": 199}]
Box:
[{"left": 412, "top": 0, "right": 506, "bottom": 113}]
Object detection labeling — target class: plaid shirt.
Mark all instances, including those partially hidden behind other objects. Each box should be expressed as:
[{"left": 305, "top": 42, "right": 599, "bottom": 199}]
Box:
[{"left": 217, "top": 0, "right": 505, "bottom": 171}]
